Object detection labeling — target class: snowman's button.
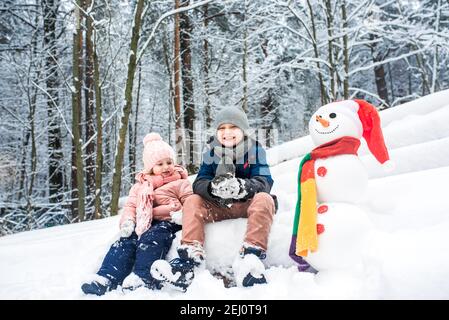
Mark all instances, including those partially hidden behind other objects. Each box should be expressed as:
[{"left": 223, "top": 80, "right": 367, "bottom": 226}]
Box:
[
  {"left": 318, "top": 205, "right": 328, "bottom": 214},
  {"left": 317, "top": 224, "right": 325, "bottom": 235},
  {"left": 317, "top": 166, "right": 327, "bottom": 177}
]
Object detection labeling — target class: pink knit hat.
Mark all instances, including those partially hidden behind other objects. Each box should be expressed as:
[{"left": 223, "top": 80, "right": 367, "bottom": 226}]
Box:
[{"left": 142, "top": 133, "right": 175, "bottom": 173}]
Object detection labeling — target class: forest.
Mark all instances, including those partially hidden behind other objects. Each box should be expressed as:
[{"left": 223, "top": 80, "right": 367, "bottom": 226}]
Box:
[{"left": 0, "top": 0, "right": 448, "bottom": 235}]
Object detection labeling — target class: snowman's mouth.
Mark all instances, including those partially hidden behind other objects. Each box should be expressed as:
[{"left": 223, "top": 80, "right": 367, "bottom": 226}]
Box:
[{"left": 315, "top": 124, "right": 339, "bottom": 135}]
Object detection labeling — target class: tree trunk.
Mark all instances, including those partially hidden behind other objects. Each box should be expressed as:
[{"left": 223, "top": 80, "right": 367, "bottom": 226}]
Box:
[
  {"left": 28, "top": 5, "right": 39, "bottom": 203},
  {"left": 180, "top": 0, "right": 196, "bottom": 173},
  {"left": 242, "top": 0, "right": 248, "bottom": 112},
  {"left": 162, "top": 28, "right": 174, "bottom": 145},
  {"left": 28, "top": 6, "right": 39, "bottom": 201},
  {"left": 388, "top": 62, "right": 395, "bottom": 103},
  {"left": 84, "top": 0, "right": 96, "bottom": 218},
  {"left": 71, "top": 0, "right": 86, "bottom": 221},
  {"left": 42, "top": 0, "right": 64, "bottom": 203},
  {"left": 306, "top": 0, "right": 327, "bottom": 105},
  {"left": 431, "top": 0, "right": 441, "bottom": 93},
  {"left": 260, "top": 39, "right": 273, "bottom": 148},
  {"left": 415, "top": 52, "right": 430, "bottom": 95},
  {"left": 341, "top": 0, "right": 350, "bottom": 99},
  {"left": 369, "top": 33, "right": 389, "bottom": 107},
  {"left": 28, "top": 84, "right": 38, "bottom": 199},
  {"left": 323, "top": 0, "right": 336, "bottom": 100},
  {"left": 93, "top": 29, "right": 103, "bottom": 220},
  {"left": 129, "top": 62, "right": 142, "bottom": 176},
  {"left": 174, "top": 0, "right": 183, "bottom": 165},
  {"left": 203, "top": 3, "right": 212, "bottom": 129},
  {"left": 110, "top": 0, "right": 146, "bottom": 216}
]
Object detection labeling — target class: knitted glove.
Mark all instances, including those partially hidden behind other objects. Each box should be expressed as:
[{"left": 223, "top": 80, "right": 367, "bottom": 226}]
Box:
[
  {"left": 231, "top": 178, "right": 249, "bottom": 200},
  {"left": 210, "top": 173, "right": 239, "bottom": 199},
  {"left": 170, "top": 210, "right": 183, "bottom": 225},
  {"left": 211, "top": 174, "right": 248, "bottom": 200},
  {"left": 120, "top": 219, "right": 135, "bottom": 238}
]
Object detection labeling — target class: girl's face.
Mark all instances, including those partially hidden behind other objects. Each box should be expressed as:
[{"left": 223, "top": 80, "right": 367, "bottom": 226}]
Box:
[
  {"left": 151, "top": 158, "right": 175, "bottom": 177},
  {"left": 216, "top": 123, "right": 244, "bottom": 147}
]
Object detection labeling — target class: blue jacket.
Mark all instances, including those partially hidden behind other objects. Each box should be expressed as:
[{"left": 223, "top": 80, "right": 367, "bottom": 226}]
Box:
[{"left": 193, "top": 138, "right": 276, "bottom": 207}]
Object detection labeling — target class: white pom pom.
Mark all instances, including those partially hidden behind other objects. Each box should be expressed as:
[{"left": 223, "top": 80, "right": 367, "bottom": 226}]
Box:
[
  {"left": 143, "top": 132, "right": 162, "bottom": 145},
  {"left": 382, "top": 160, "right": 395, "bottom": 172}
]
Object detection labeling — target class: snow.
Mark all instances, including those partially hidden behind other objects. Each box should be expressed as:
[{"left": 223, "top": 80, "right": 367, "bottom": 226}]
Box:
[{"left": 1, "top": 90, "right": 449, "bottom": 299}]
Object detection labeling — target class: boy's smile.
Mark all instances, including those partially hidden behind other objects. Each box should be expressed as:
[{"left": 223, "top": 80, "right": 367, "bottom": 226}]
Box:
[{"left": 217, "top": 123, "right": 244, "bottom": 147}]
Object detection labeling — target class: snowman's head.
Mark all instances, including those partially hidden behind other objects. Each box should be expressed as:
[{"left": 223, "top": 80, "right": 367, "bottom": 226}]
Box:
[{"left": 309, "top": 100, "right": 363, "bottom": 147}]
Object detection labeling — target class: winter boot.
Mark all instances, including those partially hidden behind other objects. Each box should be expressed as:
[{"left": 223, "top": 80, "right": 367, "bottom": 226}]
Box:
[
  {"left": 232, "top": 243, "right": 267, "bottom": 287},
  {"left": 81, "top": 275, "right": 117, "bottom": 296},
  {"left": 150, "top": 243, "right": 205, "bottom": 292},
  {"left": 120, "top": 272, "right": 160, "bottom": 292}
]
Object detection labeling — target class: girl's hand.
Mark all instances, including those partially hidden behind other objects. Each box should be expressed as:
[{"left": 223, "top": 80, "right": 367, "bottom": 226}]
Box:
[
  {"left": 120, "top": 219, "right": 135, "bottom": 238},
  {"left": 174, "top": 166, "right": 188, "bottom": 179}
]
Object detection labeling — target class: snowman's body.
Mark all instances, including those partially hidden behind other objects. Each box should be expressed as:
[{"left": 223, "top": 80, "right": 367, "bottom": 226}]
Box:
[
  {"left": 305, "top": 155, "right": 373, "bottom": 271},
  {"left": 303, "top": 100, "right": 377, "bottom": 272},
  {"left": 314, "top": 155, "right": 368, "bottom": 203},
  {"left": 305, "top": 202, "right": 373, "bottom": 271}
]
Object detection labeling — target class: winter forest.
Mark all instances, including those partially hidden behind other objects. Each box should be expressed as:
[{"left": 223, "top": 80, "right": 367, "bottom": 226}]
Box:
[{"left": 1, "top": 0, "right": 448, "bottom": 236}]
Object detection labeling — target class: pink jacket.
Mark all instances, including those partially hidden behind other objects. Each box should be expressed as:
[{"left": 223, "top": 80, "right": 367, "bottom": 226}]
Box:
[{"left": 120, "top": 165, "right": 193, "bottom": 237}]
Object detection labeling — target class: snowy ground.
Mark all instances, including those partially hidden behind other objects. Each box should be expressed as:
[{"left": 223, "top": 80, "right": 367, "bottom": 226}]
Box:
[{"left": 1, "top": 90, "right": 449, "bottom": 299}]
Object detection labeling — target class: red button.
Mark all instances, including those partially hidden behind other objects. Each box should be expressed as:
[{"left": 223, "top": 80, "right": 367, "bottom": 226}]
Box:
[
  {"left": 317, "top": 224, "right": 325, "bottom": 235},
  {"left": 317, "top": 166, "right": 327, "bottom": 177},
  {"left": 318, "top": 205, "right": 328, "bottom": 214}
]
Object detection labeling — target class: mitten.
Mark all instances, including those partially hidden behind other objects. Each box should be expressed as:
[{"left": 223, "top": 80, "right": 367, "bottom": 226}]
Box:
[
  {"left": 120, "top": 219, "right": 135, "bottom": 238},
  {"left": 170, "top": 210, "right": 183, "bottom": 225}
]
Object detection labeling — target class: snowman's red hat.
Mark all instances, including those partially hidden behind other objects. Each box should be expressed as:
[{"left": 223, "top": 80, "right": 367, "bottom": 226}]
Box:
[{"left": 353, "top": 99, "right": 392, "bottom": 167}]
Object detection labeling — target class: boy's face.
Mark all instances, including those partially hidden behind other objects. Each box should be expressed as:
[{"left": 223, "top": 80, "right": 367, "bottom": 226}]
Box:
[
  {"left": 216, "top": 123, "right": 244, "bottom": 147},
  {"left": 151, "top": 158, "right": 175, "bottom": 177}
]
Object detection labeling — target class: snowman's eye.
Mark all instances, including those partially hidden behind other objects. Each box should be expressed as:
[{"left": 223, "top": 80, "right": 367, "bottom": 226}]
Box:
[{"left": 329, "top": 113, "right": 336, "bottom": 119}]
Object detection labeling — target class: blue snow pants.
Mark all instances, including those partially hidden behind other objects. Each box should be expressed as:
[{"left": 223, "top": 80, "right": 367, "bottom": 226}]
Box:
[{"left": 97, "top": 220, "right": 181, "bottom": 288}]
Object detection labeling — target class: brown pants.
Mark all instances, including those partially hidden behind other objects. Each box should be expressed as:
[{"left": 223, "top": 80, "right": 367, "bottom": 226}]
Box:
[{"left": 182, "top": 192, "right": 275, "bottom": 251}]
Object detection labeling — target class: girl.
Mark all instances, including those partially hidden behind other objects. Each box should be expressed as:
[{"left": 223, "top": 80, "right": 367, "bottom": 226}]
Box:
[{"left": 81, "top": 133, "right": 192, "bottom": 296}]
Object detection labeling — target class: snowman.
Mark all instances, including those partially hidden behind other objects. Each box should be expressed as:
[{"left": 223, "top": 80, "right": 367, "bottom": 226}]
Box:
[{"left": 289, "top": 99, "right": 393, "bottom": 278}]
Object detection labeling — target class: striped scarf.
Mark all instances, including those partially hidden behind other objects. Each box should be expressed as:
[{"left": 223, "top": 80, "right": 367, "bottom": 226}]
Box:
[{"left": 289, "top": 136, "right": 361, "bottom": 262}]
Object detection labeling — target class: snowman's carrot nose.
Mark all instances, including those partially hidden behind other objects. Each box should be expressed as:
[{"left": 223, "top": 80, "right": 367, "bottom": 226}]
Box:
[{"left": 316, "top": 115, "right": 330, "bottom": 127}]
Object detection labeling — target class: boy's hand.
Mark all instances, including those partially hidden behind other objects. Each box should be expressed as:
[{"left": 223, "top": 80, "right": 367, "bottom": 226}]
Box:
[
  {"left": 231, "top": 178, "right": 249, "bottom": 200},
  {"left": 211, "top": 173, "right": 250, "bottom": 200},
  {"left": 211, "top": 173, "right": 239, "bottom": 199},
  {"left": 120, "top": 219, "right": 135, "bottom": 238}
]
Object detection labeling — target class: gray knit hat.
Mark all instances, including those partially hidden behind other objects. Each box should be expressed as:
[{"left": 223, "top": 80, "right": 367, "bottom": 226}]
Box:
[{"left": 214, "top": 107, "right": 250, "bottom": 133}]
